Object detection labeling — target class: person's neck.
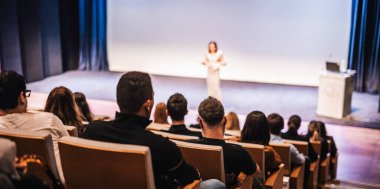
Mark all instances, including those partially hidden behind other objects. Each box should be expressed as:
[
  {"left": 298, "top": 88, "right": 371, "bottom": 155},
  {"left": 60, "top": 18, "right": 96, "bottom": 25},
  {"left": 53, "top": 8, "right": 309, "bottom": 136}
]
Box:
[
  {"left": 202, "top": 125, "right": 225, "bottom": 140},
  {"left": 0, "top": 106, "right": 26, "bottom": 116},
  {"left": 171, "top": 120, "right": 185, "bottom": 126}
]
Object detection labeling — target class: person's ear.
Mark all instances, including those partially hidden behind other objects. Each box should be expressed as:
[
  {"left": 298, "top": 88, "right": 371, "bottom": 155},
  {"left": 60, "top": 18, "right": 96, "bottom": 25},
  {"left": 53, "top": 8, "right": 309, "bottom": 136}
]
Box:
[
  {"left": 198, "top": 116, "right": 204, "bottom": 129},
  {"left": 19, "top": 92, "right": 27, "bottom": 105},
  {"left": 144, "top": 99, "right": 154, "bottom": 112},
  {"left": 222, "top": 116, "right": 227, "bottom": 131},
  {"left": 185, "top": 109, "right": 188, "bottom": 115}
]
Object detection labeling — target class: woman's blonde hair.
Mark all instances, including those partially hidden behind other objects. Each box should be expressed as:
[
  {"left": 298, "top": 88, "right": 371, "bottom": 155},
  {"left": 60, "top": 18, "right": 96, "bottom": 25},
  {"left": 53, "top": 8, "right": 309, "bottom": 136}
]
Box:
[
  {"left": 153, "top": 102, "right": 169, "bottom": 124},
  {"left": 225, "top": 112, "right": 240, "bottom": 130}
]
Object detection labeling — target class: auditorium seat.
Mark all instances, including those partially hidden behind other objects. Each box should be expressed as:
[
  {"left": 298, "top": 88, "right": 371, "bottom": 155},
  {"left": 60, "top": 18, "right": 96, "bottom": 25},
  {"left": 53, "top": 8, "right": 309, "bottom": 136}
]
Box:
[
  {"left": 58, "top": 136, "right": 155, "bottom": 189},
  {"left": 283, "top": 139, "right": 319, "bottom": 189},
  {"left": 310, "top": 141, "right": 330, "bottom": 184},
  {"left": 270, "top": 142, "right": 305, "bottom": 189},
  {"left": 0, "top": 128, "right": 60, "bottom": 183},
  {"left": 227, "top": 140, "right": 284, "bottom": 189},
  {"left": 172, "top": 139, "right": 253, "bottom": 189},
  {"left": 171, "top": 139, "right": 225, "bottom": 183},
  {"left": 146, "top": 122, "right": 171, "bottom": 131},
  {"left": 64, "top": 126, "right": 78, "bottom": 137},
  {"left": 150, "top": 130, "right": 199, "bottom": 140}
]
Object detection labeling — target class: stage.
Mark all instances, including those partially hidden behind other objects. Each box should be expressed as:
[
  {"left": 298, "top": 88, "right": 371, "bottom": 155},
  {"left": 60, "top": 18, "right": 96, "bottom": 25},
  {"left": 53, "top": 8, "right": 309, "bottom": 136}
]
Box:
[{"left": 27, "top": 70, "right": 380, "bottom": 129}]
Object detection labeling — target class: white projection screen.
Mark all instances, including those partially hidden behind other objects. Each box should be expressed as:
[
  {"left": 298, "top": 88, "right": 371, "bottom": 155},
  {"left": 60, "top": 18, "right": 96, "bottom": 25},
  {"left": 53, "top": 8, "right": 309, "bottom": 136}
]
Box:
[{"left": 108, "top": 0, "right": 352, "bottom": 86}]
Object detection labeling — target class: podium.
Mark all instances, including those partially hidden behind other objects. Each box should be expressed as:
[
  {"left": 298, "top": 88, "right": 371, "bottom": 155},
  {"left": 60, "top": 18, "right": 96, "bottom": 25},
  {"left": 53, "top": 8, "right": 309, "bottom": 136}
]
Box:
[{"left": 317, "top": 71, "right": 355, "bottom": 119}]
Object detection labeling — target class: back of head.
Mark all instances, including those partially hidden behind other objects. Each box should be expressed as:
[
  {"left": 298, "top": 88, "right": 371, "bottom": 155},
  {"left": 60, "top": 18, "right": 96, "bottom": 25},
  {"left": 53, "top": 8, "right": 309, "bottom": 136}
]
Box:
[
  {"left": 198, "top": 96, "right": 225, "bottom": 128},
  {"left": 74, "top": 92, "right": 94, "bottom": 122},
  {"left": 287, "top": 115, "right": 301, "bottom": 135},
  {"left": 241, "top": 111, "right": 270, "bottom": 145},
  {"left": 267, "top": 113, "right": 284, "bottom": 136},
  {"left": 0, "top": 71, "right": 26, "bottom": 111},
  {"left": 153, "top": 102, "right": 169, "bottom": 124},
  {"left": 225, "top": 112, "right": 240, "bottom": 130},
  {"left": 307, "top": 120, "right": 318, "bottom": 136},
  {"left": 316, "top": 121, "right": 327, "bottom": 139},
  {"left": 117, "top": 72, "right": 153, "bottom": 114},
  {"left": 45, "top": 86, "right": 83, "bottom": 126},
  {"left": 166, "top": 93, "right": 187, "bottom": 122}
]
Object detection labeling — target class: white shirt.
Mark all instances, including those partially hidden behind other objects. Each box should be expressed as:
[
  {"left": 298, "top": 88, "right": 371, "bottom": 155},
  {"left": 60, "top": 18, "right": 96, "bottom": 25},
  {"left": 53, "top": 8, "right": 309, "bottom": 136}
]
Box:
[
  {"left": 0, "top": 110, "right": 69, "bottom": 181},
  {"left": 270, "top": 134, "right": 305, "bottom": 165}
]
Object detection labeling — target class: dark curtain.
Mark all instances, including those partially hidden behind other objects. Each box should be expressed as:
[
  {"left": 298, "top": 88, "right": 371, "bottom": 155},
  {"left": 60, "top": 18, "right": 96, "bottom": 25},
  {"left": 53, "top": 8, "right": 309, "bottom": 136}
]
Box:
[
  {"left": 348, "top": 0, "right": 380, "bottom": 94},
  {"left": 78, "top": 0, "right": 109, "bottom": 71},
  {"left": 0, "top": 0, "right": 79, "bottom": 82}
]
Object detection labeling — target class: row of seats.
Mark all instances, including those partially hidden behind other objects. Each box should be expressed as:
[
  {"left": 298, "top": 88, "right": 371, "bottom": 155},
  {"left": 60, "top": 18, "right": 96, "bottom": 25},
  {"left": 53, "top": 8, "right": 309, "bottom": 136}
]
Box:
[
  {"left": 149, "top": 125, "right": 338, "bottom": 189},
  {"left": 0, "top": 123, "right": 338, "bottom": 189}
]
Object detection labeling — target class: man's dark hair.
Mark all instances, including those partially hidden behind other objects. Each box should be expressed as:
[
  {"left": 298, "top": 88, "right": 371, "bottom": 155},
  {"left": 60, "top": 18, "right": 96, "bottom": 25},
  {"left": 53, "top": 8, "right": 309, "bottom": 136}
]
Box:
[
  {"left": 167, "top": 93, "right": 187, "bottom": 121},
  {"left": 116, "top": 71, "right": 153, "bottom": 114},
  {"left": 198, "top": 96, "right": 224, "bottom": 126},
  {"left": 0, "top": 71, "right": 26, "bottom": 110},
  {"left": 267, "top": 113, "right": 284, "bottom": 135}
]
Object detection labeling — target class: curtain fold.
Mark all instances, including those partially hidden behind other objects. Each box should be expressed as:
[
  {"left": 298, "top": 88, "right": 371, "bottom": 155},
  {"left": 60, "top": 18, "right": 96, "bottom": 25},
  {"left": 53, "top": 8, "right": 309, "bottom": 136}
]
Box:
[
  {"left": 348, "top": 0, "right": 380, "bottom": 94},
  {"left": 78, "top": 0, "right": 109, "bottom": 71}
]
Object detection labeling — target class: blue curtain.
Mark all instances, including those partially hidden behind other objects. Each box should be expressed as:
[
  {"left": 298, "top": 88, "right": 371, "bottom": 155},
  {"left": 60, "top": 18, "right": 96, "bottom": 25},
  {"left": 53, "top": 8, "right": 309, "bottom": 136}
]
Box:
[
  {"left": 78, "top": 0, "right": 109, "bottom": 71},
  {"left": 348, "top": 0, "right": 380, "bottom": 94}
]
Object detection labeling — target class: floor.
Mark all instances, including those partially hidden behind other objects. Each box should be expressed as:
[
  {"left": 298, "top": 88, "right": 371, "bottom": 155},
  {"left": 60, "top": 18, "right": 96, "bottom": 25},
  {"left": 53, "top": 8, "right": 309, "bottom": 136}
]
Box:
[{"left": 27, "top": 71, "right": 380, "bottom": 186}]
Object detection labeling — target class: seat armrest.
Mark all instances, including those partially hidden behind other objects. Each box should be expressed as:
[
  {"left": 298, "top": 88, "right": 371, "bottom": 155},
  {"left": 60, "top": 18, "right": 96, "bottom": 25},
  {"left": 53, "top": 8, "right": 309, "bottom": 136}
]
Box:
[
  {"left": 183, "top": 180, "right": 201, "bottom": 189},
  {"left": 265, "top": 164, "right": 284, "bottom": 189},
  {"left": 235, "top": 173, "right": 253, "bottom": 189}
]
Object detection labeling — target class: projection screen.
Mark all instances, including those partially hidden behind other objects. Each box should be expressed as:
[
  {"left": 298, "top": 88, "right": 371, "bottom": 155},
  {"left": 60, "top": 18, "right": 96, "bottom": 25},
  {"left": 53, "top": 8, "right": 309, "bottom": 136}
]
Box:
[{"left": 107, "top": 0, "right": 352, "bottom": 86}]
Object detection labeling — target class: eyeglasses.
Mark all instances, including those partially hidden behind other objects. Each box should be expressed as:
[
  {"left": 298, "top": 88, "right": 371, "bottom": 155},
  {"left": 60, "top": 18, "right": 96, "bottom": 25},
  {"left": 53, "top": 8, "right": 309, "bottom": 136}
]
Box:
[{"left": 25, "top": 90, "right": 31, "bottom": 97}]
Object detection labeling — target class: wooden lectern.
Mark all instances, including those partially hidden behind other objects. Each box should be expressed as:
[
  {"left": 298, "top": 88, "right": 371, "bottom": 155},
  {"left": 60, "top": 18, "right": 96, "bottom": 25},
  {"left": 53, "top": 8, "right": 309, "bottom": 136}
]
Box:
[{"left": 317, "top": 71, "right": 355, "bottom": 119}]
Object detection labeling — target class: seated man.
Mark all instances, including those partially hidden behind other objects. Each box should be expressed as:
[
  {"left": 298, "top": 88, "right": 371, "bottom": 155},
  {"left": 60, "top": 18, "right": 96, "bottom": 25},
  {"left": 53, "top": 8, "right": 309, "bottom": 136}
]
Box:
[
  {"left": 82, "top": 71, "right": 200, "bottom": 189},
  {"left": 187, "top": 97, "right": 259, "bottom": 188},
  {"left": 0, "top": 70, "right": 69, "bottom": 181},
  {"left": 268, "top": 113, "right": 310, "bottom": 189},
  {"left": 165, "top": 93, "right": 202, "bottom": 138}
]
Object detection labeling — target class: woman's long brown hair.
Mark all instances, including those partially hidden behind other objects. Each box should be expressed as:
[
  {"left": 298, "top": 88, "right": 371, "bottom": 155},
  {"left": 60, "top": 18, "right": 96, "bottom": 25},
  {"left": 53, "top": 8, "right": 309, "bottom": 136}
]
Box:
[{"left": 44, "top": 86, "right": 84, "bottom": 127}]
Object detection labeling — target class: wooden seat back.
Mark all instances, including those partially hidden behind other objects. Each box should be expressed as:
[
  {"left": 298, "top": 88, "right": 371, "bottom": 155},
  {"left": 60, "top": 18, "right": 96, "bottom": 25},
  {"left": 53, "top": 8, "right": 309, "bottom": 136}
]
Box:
[
  {"left": 58, "top": 136, "right": 155, "bottom": 189},
  {"left": 283, "top": 139, "right": 308, "bottom": 156},
  {"left": 151, "top": 130, "right": 199, "bottom": 140},
  {"left": 171, "top": 140, "right": 225, "bottom": 183},
  {"left": 227, "top": 141, "right": 265, "bottom": 179},
  {"left": 0, "top": 128, "right": 59, "bottom": 179},
  {"left": 269, "top": 142, "right": 291, "bottom": 175}
]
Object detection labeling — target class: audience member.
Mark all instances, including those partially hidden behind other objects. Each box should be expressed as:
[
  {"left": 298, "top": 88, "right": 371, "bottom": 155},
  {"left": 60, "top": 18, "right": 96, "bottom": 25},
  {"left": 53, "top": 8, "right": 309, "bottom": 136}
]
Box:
[
  {"left": 308, "top": 121, "right": 329, "bottom": 160},
  {"left": 187, "top": 97, "right": 259, "bottom": 188},
  {"left": 153, "top": 102, "right": 169, "bottom": 124},
  {"left": 45, "top": 86, "right": 86, "bottom": 136},
  {"left": 240, "top": 111, "right": 282, "bottom": 176},
  {"left": 74, "top": 92, "right": 95, "bottom": 122},
  {"left": 267, "top": 113, "right": 310, "bottom": 189},
  {"left": 165, "top": 93, "right": 202, "bottom": 138},
  {"left": 82, "top": 71, "right": 200, "bottom": 188},
  {"left": 225, "top": 112, "right": 240, "bottom": 131},
  {"left": 281, "top": 115, "right": 318, "bottom": 161},
  {"left": 0, "top": 70, "right": 68, "bottom": 182},
  {"left": 317, "top": 121, "right": 338, "bottom": 178}
]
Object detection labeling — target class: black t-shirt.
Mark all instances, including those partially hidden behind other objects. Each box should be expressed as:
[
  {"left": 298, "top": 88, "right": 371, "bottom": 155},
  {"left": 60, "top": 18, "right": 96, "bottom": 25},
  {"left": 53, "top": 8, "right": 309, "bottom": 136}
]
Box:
[
  {"left": 187, "top": 137, "right": 257, "bottom": 187},
  {"left": 164, "top": 124, "right": 202, "bottom": 138},
  {"left": 82, "top": 112, "right": 199, "bottom": 189}
]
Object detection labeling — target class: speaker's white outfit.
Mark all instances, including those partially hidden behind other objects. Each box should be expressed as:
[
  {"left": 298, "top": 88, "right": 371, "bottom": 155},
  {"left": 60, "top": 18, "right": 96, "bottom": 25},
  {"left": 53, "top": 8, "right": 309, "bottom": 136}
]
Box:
[{"left": 205, "top": 50, "right": 223, "bottom": 101}]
